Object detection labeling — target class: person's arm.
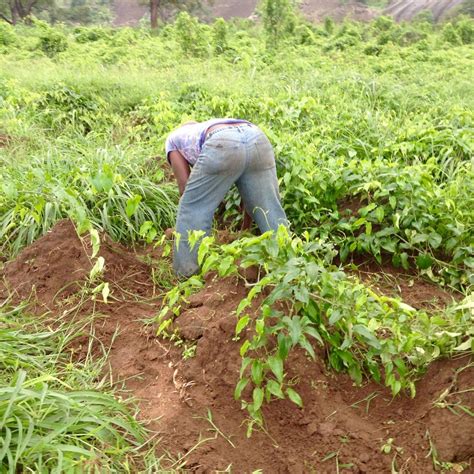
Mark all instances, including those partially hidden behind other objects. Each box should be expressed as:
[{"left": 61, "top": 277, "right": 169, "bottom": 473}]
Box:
[{"left": 169, "top": 150, "right": 191, "bottom": 196}]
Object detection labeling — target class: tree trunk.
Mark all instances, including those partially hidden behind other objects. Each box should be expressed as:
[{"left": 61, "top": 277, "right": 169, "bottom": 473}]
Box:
[
  {"left": 9, "top": 0, "right": 19, "bottom": 24},
  {"left": 150, "top": 0, "right": 159, "bottom": 29}
]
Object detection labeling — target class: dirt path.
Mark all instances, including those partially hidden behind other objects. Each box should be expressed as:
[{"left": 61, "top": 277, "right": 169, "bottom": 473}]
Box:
[{"left": 1, "top": 220, "right": 472, "bottom": 472}]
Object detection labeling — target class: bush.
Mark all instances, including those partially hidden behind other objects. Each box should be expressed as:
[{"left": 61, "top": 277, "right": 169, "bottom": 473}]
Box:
[
  {"left": 372, "top": 15, "right": 395, "bottom": 32},
  {"left": 173, "top": 12, "right": 209, "bottom": 57},
  {"left": 443, "top": 23, "right": 462, "bottom": 44},
  {"left": 34, "top": 22, "right": 68, "bottom": 56},
  {"left": 0, "top": 22, "right": 16, "bottom": 47},
  {"left": 455, "top": 16, "right": 474, "bottom": 43},
  {"left": 74, "top": 26, "right": 110, "bottom": 43},
  {"left": 212, "top": 17, "right": 229, "bottom": 54},
  {"left": 260, "top": 0, "right": 297, "bottom": 45}
]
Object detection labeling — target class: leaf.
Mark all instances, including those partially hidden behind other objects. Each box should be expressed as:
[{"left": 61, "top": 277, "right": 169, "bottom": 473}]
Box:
[
  {"left": 89, "top": 228, "right": 100, "bottom": 258},
  {"left": 266, "top": 380, "right": 284, "bottom": 399},
  {"left": 236, "top": 298, "right": 251, "bottom": 317},
  {"left": 200, "top": 253, "right": 218, "bottom": 274},
  {"left": 125, "top": 194, "right": 142, "bottom": 218},
  {"left": 375, "top": 206, "right": 385, "bottom": 222},
  {"left": 277, "top": 333, "right": 290, "bottom": 360},
  {"left": 286, "top": 387, "right": 303, "bottom": 408},
  {"left": 353, "top": 324, "right": 381, "bottom": 350},
  {"left": 236, "top": 315, "right": 250, "bottom": 335},
  {"left": 240, "top": 357, "right": 252, "bottom": 378},
  {"left": 267, "top": 355, "right": 284, "bottom": 383},
  {"left": 381, "top": 239, "right": 397, "bottom": 253},
  {"left": 90, "top": 171, "right": 113, "bottom": 193},
  {"left": 416, "top": 254, "right": 433, "bottom": 270},
  {"left": 101, "top": 282, "right": 110, "bottom": 304},
  {"left": 253, "top": 387, "right": 264, "bottom": 411},
  {"left": 298, "top": 335, "right": 316, "bottom": 360},
  {"left": 218, "top": 256, "right": 235, "bottom": 276},
  {"left": 427, "top": 232, "right": 442, "bottom": 249},
  {"left": 304, "top": 326, "right": 323, "bottom": 345},
  {"left": 251, "top": 360, "right": 264, "bottom": 386},
  {"left": 89, "top": 256, "right": 105, "bottom": 280},
  {"left": 139, "top": 221, "right": 153, "bottom": 236},
  {"left": 454, "top": 339, "right": 473, "bottom": 352},
  {"left": 391, "top": 380, "right": 402, "bottom": 396},
  {"left": 400, "top": 252, "right": 409, "bottom": 270},
  {"left": 294, "top": 286, "right": 309, "bottom": 304},
  {"left": 234, "top": 378, "right": 249, "bottom": 400},
  {"left": 328, "top": 309, "right": 343, "bottom": 325},
  {"left": 287, "top": 316, "right": 302, "bottom": 346},
  {"left": 348, "top": 364, "right": 362, "bottom": 385},
  {"left": 240, "top": 340, "right": 251, "bottom": 357}
]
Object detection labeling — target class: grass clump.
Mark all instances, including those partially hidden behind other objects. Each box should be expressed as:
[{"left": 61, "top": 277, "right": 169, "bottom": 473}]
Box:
[{"left": 0, "top": 304, "right": 159, "bottom": 472}]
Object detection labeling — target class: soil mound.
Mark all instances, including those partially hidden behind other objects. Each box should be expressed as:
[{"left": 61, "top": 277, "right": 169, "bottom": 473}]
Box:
[
  {"left": 1, "top": 221, "right": 472, "bottom": 472},
  {"left": 0, "top": 219, "right": 152, "bottom": 311}
]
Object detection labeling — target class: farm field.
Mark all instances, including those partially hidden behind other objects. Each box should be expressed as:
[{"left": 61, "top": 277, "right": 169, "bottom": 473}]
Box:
[{"left": 0, "top": 12, "right": 473, "bottom": 472}]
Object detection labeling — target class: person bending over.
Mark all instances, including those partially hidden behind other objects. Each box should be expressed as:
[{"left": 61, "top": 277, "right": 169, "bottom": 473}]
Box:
[{"left": 166, "top": 118, "right": 288, "bottom": 277}]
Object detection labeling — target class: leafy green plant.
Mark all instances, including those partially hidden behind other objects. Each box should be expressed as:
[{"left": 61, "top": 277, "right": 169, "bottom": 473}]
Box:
[
  {"left": 33, "top": 20, "right": 68, "bottom": 57},
  {"left": 162, "top": 229, "right": 473, "bottom": 426},
  {"left": 173, "top": 12, "right": 209, "bottom": 57}
]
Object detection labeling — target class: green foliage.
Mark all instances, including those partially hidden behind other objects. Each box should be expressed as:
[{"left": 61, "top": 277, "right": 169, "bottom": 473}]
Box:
[
  {"left": 0, "top": 13, "right": 473, "bottom": 440},
  {"left": 0, "top": 305, "right": 160, "bottom": 471},
  {"left": 212, "top": 17, "right": 229, "bottom": 54},
  {"left": 73, "top": 25, "right": 111, "bottom": 43},
  {"left": 35, "top": 20, "right": 68, "bottom": 56},
  {"left": 173, "top": 11, "right": 209, "bottom": 56},
  {"left": 260, "top": 0, "right": 297, "bottom": 45},
  {"left": 165, "top": 229, "right": 473, "bottom": 424},
  {"left": 0, "top": 22, "right": 16, "bottom": 46}
]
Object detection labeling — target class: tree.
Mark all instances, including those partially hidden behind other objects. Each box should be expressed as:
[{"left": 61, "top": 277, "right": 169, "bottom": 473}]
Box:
[
  {"left": 143, "top": 0, "right": 207, "bottom": 29},
  {"left": 260, "top": 0, "right": 297, "bottom": 44},
  {"left": 0, "top": 0, "right": 52, "bottom": 24},
  {"left": 0, "top": 0, "right": 112, "bottom": 24}
]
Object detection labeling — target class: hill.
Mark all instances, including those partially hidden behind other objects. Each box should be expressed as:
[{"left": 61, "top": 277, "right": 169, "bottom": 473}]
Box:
[{"left": 112, "top": 0, "right": 468, "bottom": 26}]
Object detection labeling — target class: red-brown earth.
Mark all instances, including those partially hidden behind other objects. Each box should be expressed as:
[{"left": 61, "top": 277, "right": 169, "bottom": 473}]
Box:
[
  {"left": 112, "top": 0, "right": 464, "bottom": 26},
  {"left": 1, "top": 220, "right": 472, "bottom": 472}
]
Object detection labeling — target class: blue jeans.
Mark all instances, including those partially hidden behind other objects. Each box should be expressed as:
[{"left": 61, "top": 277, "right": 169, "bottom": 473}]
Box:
[{"left": 174, "top": 124, "right": 288, "bottom": 277}]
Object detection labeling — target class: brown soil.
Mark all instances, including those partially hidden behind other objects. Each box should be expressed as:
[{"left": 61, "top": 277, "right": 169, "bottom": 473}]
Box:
[
  {"left": 210, "top": 0, "right": 376, "bottom": 22},
  {"left": 352, "top": 255, "right": 462, "bottom": 311},
  {"left": 1, "top": 220, "right": 472, "bottom": 472},
  {"left": 111, "top": 0, "right": 375, "bottom": 26},
  {"left": 112, "top": 0, "right": 147, "bottom": 26}
]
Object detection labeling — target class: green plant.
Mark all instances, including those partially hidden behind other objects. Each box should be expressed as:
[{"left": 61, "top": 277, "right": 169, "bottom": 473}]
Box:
[
  {"left": 0, "top": 22, "right": 16, "bottom": 46},
  {"left": 212, "top": 17, "right": 229, "bottom": 54},
  {"left": 260, "top": 0, "right": 298, "bottom": 45},
  {"left": 173, "top": 12, "right": 209, "bottom": 57},
  {"left": 162, "top": 229, "right": 473, "bottom": 426},
  {"left": 34, "top": 21, "right": 68, "bottom": 56},
  {"left": 0, "top": 303, "right": 160, "bottom": 471},
  {"left": 0, "top": 370, "right": 152, "bottom": 472}
]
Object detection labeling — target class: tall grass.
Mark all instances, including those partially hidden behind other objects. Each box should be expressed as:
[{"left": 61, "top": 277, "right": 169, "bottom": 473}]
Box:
[{"left": 0, "top": 304, "right": 160, "bottom": 472}]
